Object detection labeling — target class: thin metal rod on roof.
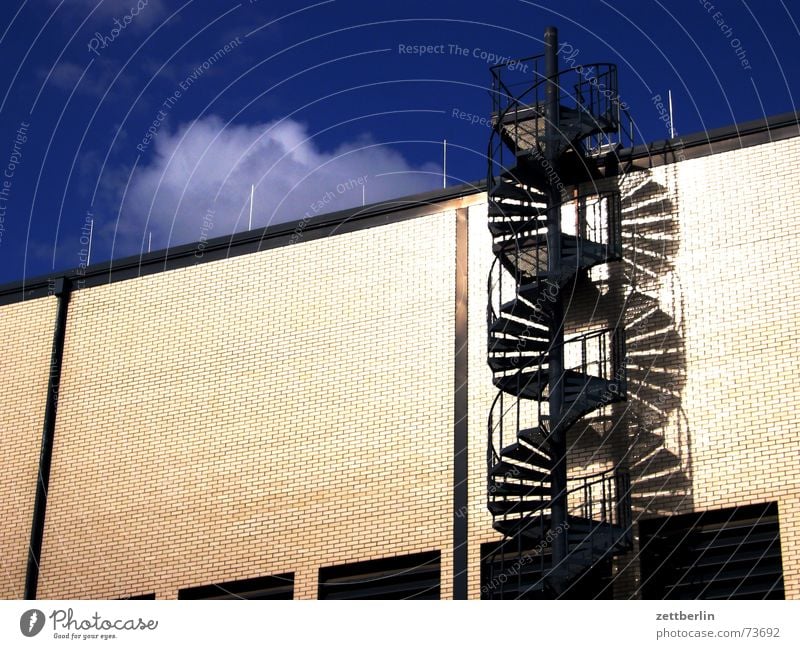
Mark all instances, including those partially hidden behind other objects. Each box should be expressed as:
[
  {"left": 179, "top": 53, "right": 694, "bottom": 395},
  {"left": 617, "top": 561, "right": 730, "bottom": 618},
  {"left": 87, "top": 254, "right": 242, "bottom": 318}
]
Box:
[
  {"left": 87, "top": 218, "right": 94, "bottom": 266},
  {"left": 148, "top": 232, "right": 152, "bottom": 254},
  {"left": 668, "top": 90, "right": 675, "bottom": 139},
  {"left": 249, "top": 184, "right": 254, "bottom": 230},
  {"left": 443, "top": 139, "right": 447, "bottom": 188}
]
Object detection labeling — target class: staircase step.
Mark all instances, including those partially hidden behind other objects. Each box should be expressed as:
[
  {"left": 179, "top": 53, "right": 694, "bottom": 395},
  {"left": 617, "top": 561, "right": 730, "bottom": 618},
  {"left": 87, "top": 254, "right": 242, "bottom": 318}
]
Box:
[
  {"left": 559, "top": 107, "right": 615, "bottom": 141},
  {"left": 488, "top": 354, "right": 542, "bottom": 373},
  {"left": 518, "top": 427, "right": 551, "bottom": 454},
  {"left": 567, "top": 530, "right": 618, "bottom": 552},
  {"left": 491, "top": 183, "right": 545, "bottom": 203},
  {"left": 492, "top": 181, "right": 547, "bottom": 206},
  {"left": 550, "top": 391, "right": 625, "bottom": 435},
  {"left": 499, "top": 168, "right": 542, "bottom": 188},
  {"left": 489, "top": 499, "right": 549, "bottom": 517},
  {"left": 565, "top": 518, "right": 631, "bottom": 551},
  {"left": 563, "top": 516, "right": 605, "bottom": 534},
  {"left": 498, "top": 176, "right": 547, "bottom": 202},
  {"left": 488, "top": 218, "right": 546, "bottom": 237},
  {"left": 562, "top": 386, "right": 625, "bottom": 411},
  {"left": 492, "top": 519, "right": 630, "bottom": 560},
  {"left": 558, "top": 255, "right": 586, "bottom": 275},
  {"left": 547, "top": 410, "right": 581, "bottom": 437},
  {"left": 489, "top": 316, "right": 543, "bottom": 339},
  {"left": 513, "top": 153, "right": 552, "bottom": 181},
  {"left": 492, "top": 235, "right": 546, "bottom": 257},
  {"left": 493, "top": 233, "right": 611, "bottom": 275},
  {"left": 493, "top": 242, "right": 549, "bottom": 284},
  {"left": 494, "top": 517, "right": 552, "bottom": 540},
  {"left": 489, "top": 336, "right": 548, "bottom": 354},
  {"left": 488, "top": 201, "right": 546, "bottom": 219},
  {"left": 563, "top": 377, "right": 607, "bottom": 395},
  {"left": 560, "top": 372, "right": 625, "bottom": 401},
  {"left": 500, "top": 442, "right": 553, "bottom": 469},
  {"left": 498, "top": 120, "right": 544, "bottom": 159},
  {"left": 500, "top": 298, "right": 552, "bottom": 325},
  {"left": 517, "top": 280, "right": 566, "bottom": 306},
  {"left": 493, "top": 372, "right": 546, "bottom": 399},
  {"left": 563, "top": 235, "right": 609, "bottom": 261},
  {"left": 489, "top": 460, "right": 549, "bottom": 483},
  {"left": 488, "top": 481, "right": 550, "bottom": 498}
]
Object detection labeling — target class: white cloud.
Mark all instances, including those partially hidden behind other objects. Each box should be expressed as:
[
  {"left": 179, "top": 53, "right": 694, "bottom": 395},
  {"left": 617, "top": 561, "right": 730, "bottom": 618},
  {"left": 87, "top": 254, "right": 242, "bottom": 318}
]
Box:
[
  {"left": 113, "top": 116, "right": 442, "bottom": 253},
  {"left": 55, "top": 0, "right": 166, "bottom": 27}
]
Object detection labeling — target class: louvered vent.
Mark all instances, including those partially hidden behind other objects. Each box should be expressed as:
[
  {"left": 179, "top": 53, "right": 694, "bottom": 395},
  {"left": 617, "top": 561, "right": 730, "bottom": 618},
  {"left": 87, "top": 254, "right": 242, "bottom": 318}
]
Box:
[
  {"left": 178, "top": 573, "right": 294, "bottom": 600},
  {"left": 480, "top": 538, "right": 613, "bottom": 599},
  {"left": 318, "top": 551, "right": 440, "bottom": 600},
  {"left": 639, "top": 502, "right": 785, "bottom": 599}
]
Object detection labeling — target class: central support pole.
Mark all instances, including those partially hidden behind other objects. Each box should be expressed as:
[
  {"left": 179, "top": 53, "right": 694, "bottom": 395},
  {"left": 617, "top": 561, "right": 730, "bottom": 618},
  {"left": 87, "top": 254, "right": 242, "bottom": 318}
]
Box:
[{"left": 544, "top": 25, "right": 568, "bottom": 582}]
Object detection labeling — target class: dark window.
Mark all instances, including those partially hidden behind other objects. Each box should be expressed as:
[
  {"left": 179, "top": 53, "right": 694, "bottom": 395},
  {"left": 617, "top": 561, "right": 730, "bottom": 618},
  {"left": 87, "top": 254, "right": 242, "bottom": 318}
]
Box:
[
  {"left": 178, "top": 573, "right": 294, "bottom": 600},
  {"left": 118, "top": 593, "right": 155, "bottom": 600},
  {"left": 639, "top": 502, "right": 785, "bottom": 599},
  {"left": 480, "top": 538, "right": 612, "bottom": 599},
  {"left": 318, "top": 551, "right": 440, "bottom": 600}
]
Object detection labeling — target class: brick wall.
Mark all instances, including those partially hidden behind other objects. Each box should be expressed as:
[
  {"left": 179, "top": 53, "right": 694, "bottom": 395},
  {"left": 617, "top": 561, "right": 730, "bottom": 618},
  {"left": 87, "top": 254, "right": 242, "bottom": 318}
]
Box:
[
  {"left": 32, "top": 211, "right": 459, "bottom": 599},
  {"left": 669, "top": 138, "right": 800, "bottom": 598},
  {"left": 2, "top": 136, "right": 799, "bottom": 600},
  {"left": 0, "top": 297, "right": 57, "bottom": 598}
]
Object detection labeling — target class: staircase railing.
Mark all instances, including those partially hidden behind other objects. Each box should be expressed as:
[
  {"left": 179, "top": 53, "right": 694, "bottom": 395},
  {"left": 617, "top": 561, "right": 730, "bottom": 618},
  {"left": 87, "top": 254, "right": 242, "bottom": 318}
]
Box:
[
  {"left": 486, "top": 255, "right": 550, "bottom": 331},
  {"left": 565, "top": 467, "right": 631, "bottom": 529},
  {"left": 488, "top": 390, "right": 542, "bottom": 475},
  {"left": 487, "top": 188, "right": 621, "bottom": 287},
  {"left": 486, "top": 324, "right": 626, "bottom": 459},
  {"left": 577, "top": 189, "right": 622, "bottom": 260},
  {"left": 486, "top": 445, "right": 632, "bottom": 548},
  {"left": 539, "top": 327, "right": 627, "bottom": 428},
  {"left": 488, "top": 61, "right": 634, "bottom": 185},
  {"left": 564, "top": 328, "right": 620, "bottom": 382}
]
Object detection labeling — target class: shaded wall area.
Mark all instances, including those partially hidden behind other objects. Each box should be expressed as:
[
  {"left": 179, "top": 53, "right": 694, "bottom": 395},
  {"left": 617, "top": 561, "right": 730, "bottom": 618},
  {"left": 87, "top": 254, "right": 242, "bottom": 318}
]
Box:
[{"left": 564, "top": 137, "right": 800, "bottom": 598}]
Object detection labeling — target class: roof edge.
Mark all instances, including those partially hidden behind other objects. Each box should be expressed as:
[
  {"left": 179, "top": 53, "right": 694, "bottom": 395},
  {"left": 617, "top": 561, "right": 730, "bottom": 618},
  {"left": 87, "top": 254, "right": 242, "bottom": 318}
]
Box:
[
  {"left": 2, "top": 110, "right": 799, "bottom": 304},
  {"left": 0, "top": 180, "right": 486, "bottom": 304},
  {"left": 620, "top": 110, "right": 800, "bottom": 165}
]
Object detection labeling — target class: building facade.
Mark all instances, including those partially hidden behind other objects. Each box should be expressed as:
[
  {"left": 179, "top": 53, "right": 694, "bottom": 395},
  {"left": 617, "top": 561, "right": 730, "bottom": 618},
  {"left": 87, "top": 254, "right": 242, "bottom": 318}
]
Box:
[{"left": 1, "top": 112, "right": 798, "bottom": 600}]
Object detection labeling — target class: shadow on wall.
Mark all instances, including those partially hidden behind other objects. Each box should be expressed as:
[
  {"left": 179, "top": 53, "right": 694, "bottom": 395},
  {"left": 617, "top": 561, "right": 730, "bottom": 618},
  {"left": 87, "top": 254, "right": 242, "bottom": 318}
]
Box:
[{"left": 567, "top": 166, "right": 693, "bottom": 518}]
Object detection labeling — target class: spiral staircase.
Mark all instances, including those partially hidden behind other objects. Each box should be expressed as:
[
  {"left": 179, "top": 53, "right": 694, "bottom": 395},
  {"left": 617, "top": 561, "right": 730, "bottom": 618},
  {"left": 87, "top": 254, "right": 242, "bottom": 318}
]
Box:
[{"left": 484, "top": 28, "right": 634, "bottom": 598}]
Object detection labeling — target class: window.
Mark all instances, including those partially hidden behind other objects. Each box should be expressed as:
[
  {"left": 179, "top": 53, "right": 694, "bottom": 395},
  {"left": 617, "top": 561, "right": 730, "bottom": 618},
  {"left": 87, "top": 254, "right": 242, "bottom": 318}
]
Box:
[
  {"left": 480, "top": 538, "right": 612, "bottom": 599},
  {"left": 318, "top": 551, "right": 440, "bottom": 600},
  {"left": 178, "top": 573, "right": 294, "bottom": 600},
  {"left": 118, "top": 593, "right": 155, "bottom": 600},
  {"left": 639, "top": 502, "right": 785, "bottom": 599}
]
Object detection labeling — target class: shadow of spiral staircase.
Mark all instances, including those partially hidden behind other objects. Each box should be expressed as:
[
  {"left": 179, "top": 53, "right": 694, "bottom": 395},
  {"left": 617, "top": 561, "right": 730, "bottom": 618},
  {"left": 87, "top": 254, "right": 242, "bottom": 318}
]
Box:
[{"left": 549, "top": 168, "right": 695, "bottom": 597}]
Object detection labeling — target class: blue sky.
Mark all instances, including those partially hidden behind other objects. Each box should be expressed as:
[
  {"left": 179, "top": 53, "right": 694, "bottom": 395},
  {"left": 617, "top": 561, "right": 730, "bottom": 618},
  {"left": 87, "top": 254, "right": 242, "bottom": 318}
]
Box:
[{"left": 0, "top": 0, "right": 797, "bottom": 284}]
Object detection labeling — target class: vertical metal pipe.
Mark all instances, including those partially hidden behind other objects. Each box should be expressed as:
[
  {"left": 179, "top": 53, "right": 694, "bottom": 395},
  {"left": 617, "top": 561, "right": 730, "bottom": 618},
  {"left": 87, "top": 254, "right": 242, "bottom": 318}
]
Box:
[
  {"left": 453, "top": 208, "right": 469, "bottom": 600},
  {"left": 543, "top": 25, "right": 569, "bottom": 583},
  {"left": 25, "top": 277, "right": 71, "bottom": 599}
]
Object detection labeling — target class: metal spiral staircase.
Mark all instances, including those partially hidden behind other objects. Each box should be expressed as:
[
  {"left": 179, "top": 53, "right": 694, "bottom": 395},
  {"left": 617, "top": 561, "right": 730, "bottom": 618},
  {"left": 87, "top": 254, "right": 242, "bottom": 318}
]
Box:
[{"left": 484, "top": 27, "right": 634, "bottom": 598}]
